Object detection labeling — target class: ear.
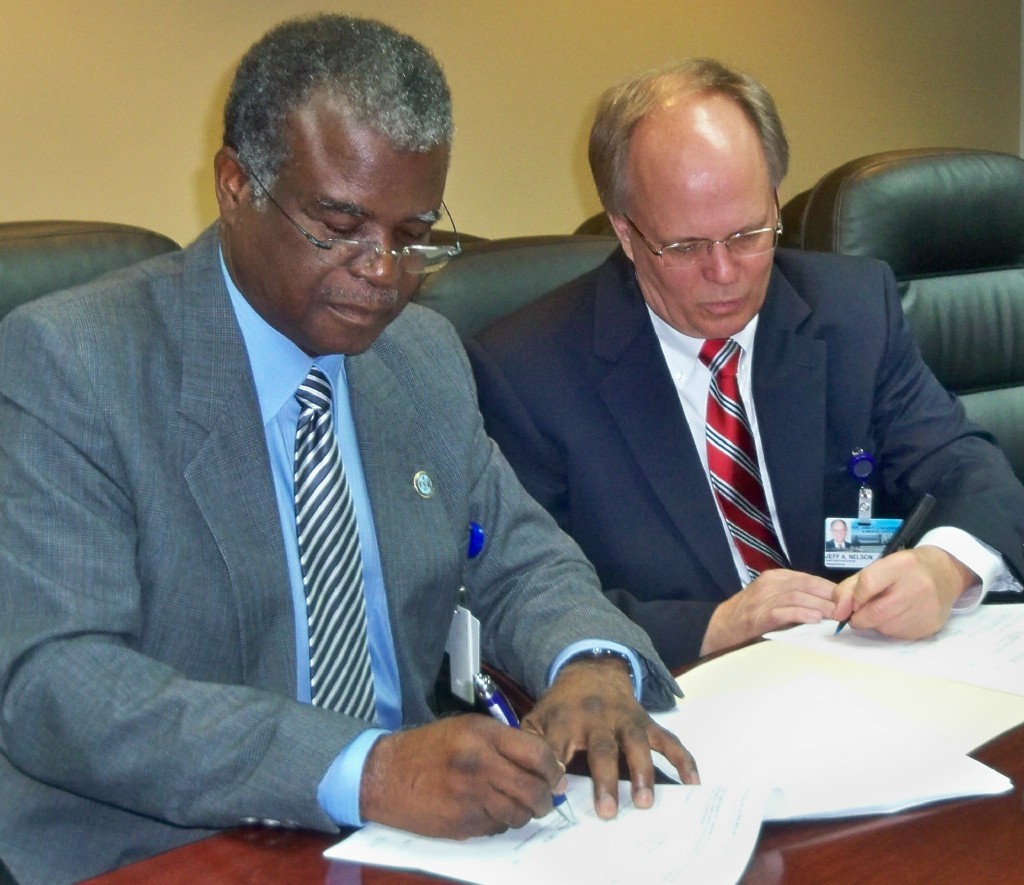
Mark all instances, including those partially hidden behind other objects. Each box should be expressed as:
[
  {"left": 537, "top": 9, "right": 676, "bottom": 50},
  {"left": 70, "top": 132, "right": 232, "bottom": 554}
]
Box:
[
  {"left": 213, "top": 146, "right": 253, "bottom": 219},
  {"left": 608, "top": 213, "right": 635, "bottom": 262}
]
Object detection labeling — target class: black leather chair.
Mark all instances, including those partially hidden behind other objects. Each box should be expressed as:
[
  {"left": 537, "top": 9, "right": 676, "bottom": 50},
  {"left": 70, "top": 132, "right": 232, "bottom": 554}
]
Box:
[
  {"left": 780, "top": 148, "right": 1024, "bottom": 480},
  {"left": 0, "top": 220, "right": 179, "bottom": 321},
  {"left": 574, "top": 212, "right": 615, "bottom": 236},
  {"left": 416, "top": 234, "right": 618, "bottom": 340}
]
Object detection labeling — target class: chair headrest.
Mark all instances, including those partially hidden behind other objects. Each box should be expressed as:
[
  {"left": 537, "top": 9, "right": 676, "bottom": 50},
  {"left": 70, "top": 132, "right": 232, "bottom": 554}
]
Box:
[
  {"left": 574, "top": 213, "right": 615, "bottom": 236},
  {"left": 782, "top": 148, "right": 1024, "bottom": 278},
  {"left": 0, "top": 220, "right": 179, "bottom": 321},
  {"left": 416, "top": 234, "right": 618, "bottom": 339}
]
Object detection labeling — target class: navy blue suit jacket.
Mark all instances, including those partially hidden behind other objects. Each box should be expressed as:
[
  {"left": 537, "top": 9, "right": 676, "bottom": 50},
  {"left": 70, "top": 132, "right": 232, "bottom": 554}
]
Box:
[{"left": 470, "top": 248, "right": 1024, "bottom": 668}]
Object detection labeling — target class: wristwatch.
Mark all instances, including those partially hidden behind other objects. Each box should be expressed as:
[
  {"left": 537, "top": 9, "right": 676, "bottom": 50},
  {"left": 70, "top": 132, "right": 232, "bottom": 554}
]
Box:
[{"left": 563, "top": 646, "right": 636, "bottom": 683}]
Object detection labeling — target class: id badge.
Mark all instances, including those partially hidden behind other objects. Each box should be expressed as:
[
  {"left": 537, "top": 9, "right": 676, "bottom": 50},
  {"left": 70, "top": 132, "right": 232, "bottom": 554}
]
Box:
[
  {"left": 446, "top": 601, "right": 480, "bottom": 704},
  {"left": 823, "top": 516, "right": 902, "bottom": 569}
]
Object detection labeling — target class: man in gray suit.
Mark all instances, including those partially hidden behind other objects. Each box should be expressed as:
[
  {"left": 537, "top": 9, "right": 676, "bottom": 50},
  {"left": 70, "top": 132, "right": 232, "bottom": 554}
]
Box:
[{"left": 0, "top": 16, "right": 695, "bottom": 884}]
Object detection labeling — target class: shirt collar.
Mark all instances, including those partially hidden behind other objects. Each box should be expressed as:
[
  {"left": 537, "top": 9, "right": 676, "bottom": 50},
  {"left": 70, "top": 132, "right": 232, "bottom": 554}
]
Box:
[
  {"left": 219, "top": 248, "right": 342, "bottom": 424},
  {"left": 647, "top": 306, "right": 760, "bottom": 376}
]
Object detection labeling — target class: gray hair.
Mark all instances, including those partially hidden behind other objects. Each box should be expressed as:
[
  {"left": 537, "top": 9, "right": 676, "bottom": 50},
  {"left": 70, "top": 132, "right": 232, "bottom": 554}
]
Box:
[
  {"left": 589, "top": 58, "right": 789, "bottom": 215},
  {"left": 223, "top": 15, "right": 453, "bottom": 189}
]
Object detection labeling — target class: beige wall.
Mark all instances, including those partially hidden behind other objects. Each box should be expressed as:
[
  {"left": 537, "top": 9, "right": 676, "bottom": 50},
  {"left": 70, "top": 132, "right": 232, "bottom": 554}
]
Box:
[{"left": 1, "top": 1, "right": 1020, "bottom": 245}]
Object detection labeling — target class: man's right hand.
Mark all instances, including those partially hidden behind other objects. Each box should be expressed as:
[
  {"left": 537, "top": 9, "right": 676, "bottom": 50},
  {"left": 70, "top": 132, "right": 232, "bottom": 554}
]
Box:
[
  {"left": 700, "top": 569, "right": 836, "bottom": 655},
  {"left": 359, "top": 715, "right": 568, "bottom": 838}
]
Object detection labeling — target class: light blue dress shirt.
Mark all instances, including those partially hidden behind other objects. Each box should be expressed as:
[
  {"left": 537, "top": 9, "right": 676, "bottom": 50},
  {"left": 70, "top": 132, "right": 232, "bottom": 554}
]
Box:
[
  {"left": 221, "top": 256, "right": 397, "bottom": 825},
  {"left": 221, "top": 253, "right": 644, "bottom": 827}
]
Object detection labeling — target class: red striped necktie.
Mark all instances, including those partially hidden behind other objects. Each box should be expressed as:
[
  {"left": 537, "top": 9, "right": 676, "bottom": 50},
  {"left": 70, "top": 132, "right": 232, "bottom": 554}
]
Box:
[{"left": 699, "top": 338, "right": 787, "bottom": 580}]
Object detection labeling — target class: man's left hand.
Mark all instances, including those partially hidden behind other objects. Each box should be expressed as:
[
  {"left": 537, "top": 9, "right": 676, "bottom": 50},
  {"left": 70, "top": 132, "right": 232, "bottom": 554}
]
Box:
[
  {"left": 832, "top": 545, "right": 976, "bottom": 638},
  {"left": 521, "top": 656, "right": 698, "bottom": 820}
]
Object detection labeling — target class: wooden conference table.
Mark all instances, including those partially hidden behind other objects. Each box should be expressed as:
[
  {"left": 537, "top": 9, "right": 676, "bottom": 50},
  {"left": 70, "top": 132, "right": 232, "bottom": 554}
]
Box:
[{"left": 85, "top": 646, "right": 1024, "bottom": 885}]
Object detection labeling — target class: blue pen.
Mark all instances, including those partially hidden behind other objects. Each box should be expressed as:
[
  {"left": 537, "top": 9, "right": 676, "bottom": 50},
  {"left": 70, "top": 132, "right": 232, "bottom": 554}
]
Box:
[
  {"left": 467, "top": 521, "right": 486, "bottom": 560},
  {"left": 472, "top": 672, "right": 575, "bottom": 825}
]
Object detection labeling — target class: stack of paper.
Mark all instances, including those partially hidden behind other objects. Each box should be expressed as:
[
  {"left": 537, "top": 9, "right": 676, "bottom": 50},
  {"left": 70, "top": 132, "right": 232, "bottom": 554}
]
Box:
[
  {"left": 764, "top": 604, "right": 1024, "bottom": 697},
  {"left": 326, "top": 606, "right": 1023, "bottom": 882},
  {"left": 651, "top": 673, "right": 1011, "bottom": 820},
  {"left": 325, "top": 775, "right": 769, "bottom": 885}
]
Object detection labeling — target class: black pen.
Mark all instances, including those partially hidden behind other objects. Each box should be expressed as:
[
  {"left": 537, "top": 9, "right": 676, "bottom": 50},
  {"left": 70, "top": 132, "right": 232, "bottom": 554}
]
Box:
[{"left": 834, "top": 493, "right": 937, "bottom": 634}]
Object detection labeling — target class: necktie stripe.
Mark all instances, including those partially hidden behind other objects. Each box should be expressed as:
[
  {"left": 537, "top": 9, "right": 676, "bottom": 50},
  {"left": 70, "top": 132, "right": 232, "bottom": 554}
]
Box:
[
  {"left": 303, "top": 515, "right": 356, "bottom": 571},
  {"left": 710, "top": 475, "right": 778, "bottom": 530},
  {"left": 318, "top": 589, "right": 361, "bottom": 635},
  {"left": 319, "top": 675, "right": 373, "bottom": 717},
  {"left": 315, "top": 643, "right": 373, "bottom": 693},
  {"left": 719, "top": 508, "right": 785, "bottom": 556},
  {"left": 708, "top": 392, "right": 747, "bottom": 425},
  {"left": 729, "top": 522, "right": 786, "bottom": 559},
  {"left": 713, "top": 459, "right": 764, "bottom": 496},
  {"left": 707, "top": 438, "right": 762, "bottom": 486},
  {"left": 295, "top": 365, "right": 376, "bottom": 721},
  {"left": 700, "top": 339, "right": 787, "bottom": 580},
  {"left": 314, "top": 633, "right": 366, "bottom": 681},
  {"left": 309, "top": 559, "right": 361, "bottom": 615}
]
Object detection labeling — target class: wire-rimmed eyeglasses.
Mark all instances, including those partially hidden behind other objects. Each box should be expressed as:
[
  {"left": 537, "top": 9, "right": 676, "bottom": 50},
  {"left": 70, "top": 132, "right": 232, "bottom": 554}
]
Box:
[
  {"left": 247, "top": 168, "right": 461, "bottom": 275},
  {"left": 625, "top": 194, "right": 782, "bottom": 268}
]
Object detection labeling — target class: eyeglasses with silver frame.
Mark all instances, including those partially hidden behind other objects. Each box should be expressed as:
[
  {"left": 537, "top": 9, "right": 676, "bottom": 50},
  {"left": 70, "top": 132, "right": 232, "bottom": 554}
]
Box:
[
  {"left": 625, "top": 193, "right": 782, "bottom": 268},
  {"left": 246, "top": 166, "right": 461, "bottom": 275}
]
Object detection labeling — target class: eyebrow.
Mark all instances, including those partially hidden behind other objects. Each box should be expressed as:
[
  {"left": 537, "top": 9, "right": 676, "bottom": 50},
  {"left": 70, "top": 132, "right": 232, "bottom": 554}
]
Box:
[
  {"left": 315, "top": 198, "right": 368, "bottom": 217},
  {"left": 676, "top": 213, "right": 771, "bottom": 243},
  {"left": 314, "top": 198, "right": 441, "bottom": 226}
]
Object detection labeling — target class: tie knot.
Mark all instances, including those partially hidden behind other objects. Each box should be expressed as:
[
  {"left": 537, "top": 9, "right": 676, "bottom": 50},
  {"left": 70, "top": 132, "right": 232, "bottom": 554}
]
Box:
[
  {"left": 296, "top": 366, "right": 333, "bottom": 413},
  {"left": 699, "top": 338, "right": 740, "bottom": 376}
]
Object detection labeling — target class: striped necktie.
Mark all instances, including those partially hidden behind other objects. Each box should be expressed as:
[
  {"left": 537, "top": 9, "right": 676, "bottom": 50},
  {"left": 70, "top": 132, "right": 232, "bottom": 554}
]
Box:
[
  {"left": 294, "top": 366, "right": 375, "bottom": 720},
  {"left": 699, "top": 338, "right": 787, "bottom": 580}
]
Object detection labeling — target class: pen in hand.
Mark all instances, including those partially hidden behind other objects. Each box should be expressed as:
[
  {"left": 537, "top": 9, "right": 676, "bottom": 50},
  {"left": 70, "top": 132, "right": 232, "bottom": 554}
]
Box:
[
  {"left": 472, "top": 672, "right": 576, "bottom": 825},
  {"left": 835, "top": 493, "right": 937, "bottom": 634}
]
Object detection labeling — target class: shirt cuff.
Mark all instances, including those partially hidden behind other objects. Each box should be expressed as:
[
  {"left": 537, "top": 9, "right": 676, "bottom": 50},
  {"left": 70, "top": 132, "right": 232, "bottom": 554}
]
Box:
[
  {"left": 916, "top": 526, "right": 1021, "bottom": 613},
  {"left": 316, "top": 727, "right": 389, "bottom": 827},
  {"left": 548, "top": 639, "right": 644, "bottom": 701}
]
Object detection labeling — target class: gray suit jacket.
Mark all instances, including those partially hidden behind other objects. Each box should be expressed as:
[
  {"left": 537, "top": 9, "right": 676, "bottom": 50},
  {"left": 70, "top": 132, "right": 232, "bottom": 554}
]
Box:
[{"left": 0, "top": 227, "right": 677, "bottom": 885}]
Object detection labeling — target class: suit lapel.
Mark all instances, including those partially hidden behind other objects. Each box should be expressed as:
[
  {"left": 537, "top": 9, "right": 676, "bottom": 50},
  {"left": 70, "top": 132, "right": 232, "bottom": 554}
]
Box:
[
  {"left": 592, "top": 255, "right": 740, "bottom": 591},
  {"left": 345, "top": 331, "right": 457, "bottom": 713},
  {"left": 177, "top": 228, "right": 296, "bottom": 694},
  {"left": 591, "top": 254, "right": 830, "bottom": 588},
  {"left": 752, "top": 265, "right": 828, "bottom": 573}
]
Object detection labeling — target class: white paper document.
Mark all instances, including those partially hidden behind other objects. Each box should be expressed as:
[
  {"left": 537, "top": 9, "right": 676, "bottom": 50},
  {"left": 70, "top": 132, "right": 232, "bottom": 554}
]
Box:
[
  {"left": 652, "top": 674, "right": 1012, "bottom": 821},
  {"left": 764, "top": 604, "right": 1024, "bottom": 696},
  {"left": 676, "top": 639, "right": 1024, "bottom": 756},
  {"left": 324, "top": 775, "right": 768, "bottom": 885}
]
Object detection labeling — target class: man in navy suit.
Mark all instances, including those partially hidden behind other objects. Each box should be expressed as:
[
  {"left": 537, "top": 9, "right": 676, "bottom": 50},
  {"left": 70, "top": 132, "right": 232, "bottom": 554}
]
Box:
[{"left": 470, "top": 58, "right": 1024, "bottom": 669}]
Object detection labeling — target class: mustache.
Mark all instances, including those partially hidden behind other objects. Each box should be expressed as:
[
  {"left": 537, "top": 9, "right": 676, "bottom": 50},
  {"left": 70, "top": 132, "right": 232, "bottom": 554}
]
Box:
[{"left": 320, "top": 286, "right": 402, "bottom": 309}]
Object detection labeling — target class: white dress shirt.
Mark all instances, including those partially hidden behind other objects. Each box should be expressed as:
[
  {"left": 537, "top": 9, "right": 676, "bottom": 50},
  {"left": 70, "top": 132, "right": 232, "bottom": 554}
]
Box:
[{"left": 647, "top": 307, "right": 1015, "bottom": 612}]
